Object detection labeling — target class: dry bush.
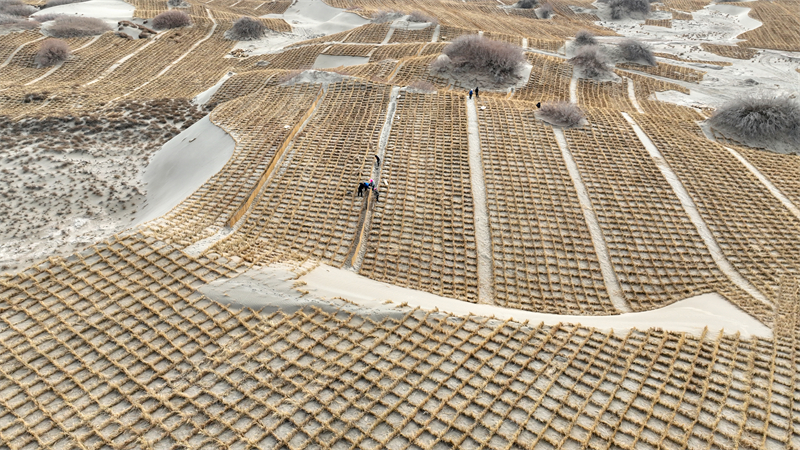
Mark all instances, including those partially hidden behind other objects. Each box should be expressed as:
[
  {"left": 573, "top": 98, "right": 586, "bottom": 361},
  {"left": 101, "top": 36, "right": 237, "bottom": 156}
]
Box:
[
  {"left": 34, "top": 38, "right": 69, "bottom": 67},
  {"left": 372, "top": 9, "right": 403, "bottom": 23},
  {"left": 408, "top": 10, "right": 437, "bottom": 24},
  {"left": 407, "top": 80, "right": 435, "bottom": 91},
  {"left": 536, "top": 3, "right": 553, "bottom": 18},
  {"left": 0, "top": 0, "right": 35, "bottom": 17},
  {"left": 568, "top": 45, "right": 610, "bottom": 78},
  {"left": 49, "top": 16, "right": 111, "bottom": 37},
  {"left": 152, "top": 10, "right": 190, "bottom": 29},
  {"left": 227, "top": 16, "right": 265, "bottom": 40},
  {"left": 619, "top": 38, "right": 656, "bottom": 65},
  {"left": 44, "top": 0, "right": 88, "bottom": 7},
  {"left": 607, "top": 0, "right": 649, "bottom": 19},
  {"left": 279, "top": 69, "right": 302, "bottom": 83},
  {"left": 434, "top": 35, "right": 525, "bottom": 84},
  {"left": 537, "top": 101, "right": 585, "bottom": 128},
  {"left": 516, "top": 0, "right": 537, "bottom": 8},
  {"left": 167, "top": 0, "right": 188, "bottom": 7},
  {"left": 34, "top": 12, "right": 64, "bottom": 22},
  {"left": 574, "top": 30, "right": 596, "bottom": 47},
  {"left": 710, "top": 95, "right": 800, "bottom": 146}
]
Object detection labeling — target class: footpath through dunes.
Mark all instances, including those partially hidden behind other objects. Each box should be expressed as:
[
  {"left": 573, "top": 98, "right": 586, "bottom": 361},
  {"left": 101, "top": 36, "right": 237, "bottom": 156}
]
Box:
[{"left": 211, "top": 80, "right": 393, "bottom": 265}]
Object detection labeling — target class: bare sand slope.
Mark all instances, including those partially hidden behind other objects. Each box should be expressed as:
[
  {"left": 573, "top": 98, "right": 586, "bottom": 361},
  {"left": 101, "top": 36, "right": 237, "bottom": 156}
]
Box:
[
  {"left": 201, "top": 264, "right": 772, "bottom": 338},
  {"left": 135, "top": 115, "right": 235, "bottom": 225}
]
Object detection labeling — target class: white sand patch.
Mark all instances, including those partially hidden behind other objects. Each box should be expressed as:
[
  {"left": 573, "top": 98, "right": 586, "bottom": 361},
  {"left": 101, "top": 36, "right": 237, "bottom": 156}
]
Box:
[
  {"left": 235, "top": 0, "right": 368, "bottom": 56},
  {"left": 33, "top": 0, "right": 134, "bottom": 27},
  {"left": 135, "top": 115, "right": 235, "bottom": 225},
  {"left": 626, "top": 77, "right": 644, "bottom": 113},
  {"left": 192, "top": 71, "right": 235, "bottom": 106},
  {"left": 205, "top": 264, "right": 772, "bottom": 338},
  {"left": 465, "top": 97, "right": 494, "bottom": 304},
  {"left": 552, "top": 127, "right": 628, "bottom": 312},
  {"left": 312, "top": 54, "right": 369, "bottom": 69},
  {"left": 621, "top": 112, "right": 771, "bottom": 308}
]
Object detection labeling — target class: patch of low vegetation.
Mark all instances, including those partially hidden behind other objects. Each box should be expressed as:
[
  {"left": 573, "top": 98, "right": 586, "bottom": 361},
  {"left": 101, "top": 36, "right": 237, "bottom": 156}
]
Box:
[
  {"left": 0, "top": 0, "right": 35, "bottom": 17},
  {"left": 372, "top": 9, "right": 403, "bottom": 23},
  {"left": 515, "top": 0, "right": 537, "bottom": 8},
  {"left": 151, "top": 10, "right": 190, "bottom": 29},
  {"left": 606, "top": 0, "right": 649, "bottom": 19},
  {"left": 34, "top": 12, "right": 64, "bottom": 22},
  {"left": 568, "top": 45, "right": 611, "bottom": 78},
  {"left": 167, "top": 0, "right": 189, "bottom": 7},
  {"left": 574, "top": 30, "right": 597, "bottom": 47},
  {"left": 431, "top": 35, "right": 525, "bottom": 86},
  {"left": 226, "top": 16, "right": 266, "bottom": 41},
  {"left": 710, "top": 95, "right": 800, "bottom": 150},
  {"left": 44, "top": 0, "right": 89, "bottom": 8},
  {"left": 34, "top": 38, "right": 70, "bottom": 67},
  {"left": 536, "top": 3, "right": 553, "bottom": 18},
  {"left": 619, "top": 38, "right": 656, "bottom": 66},
  {"left": 536, "top": 101, "right": 585, "bottom": 128},
  {"left": 49, "top": 16, "right": 111, "bottom": 37},
  {"left": 408, "top": 10, "right": 437, "bottom": 24}
]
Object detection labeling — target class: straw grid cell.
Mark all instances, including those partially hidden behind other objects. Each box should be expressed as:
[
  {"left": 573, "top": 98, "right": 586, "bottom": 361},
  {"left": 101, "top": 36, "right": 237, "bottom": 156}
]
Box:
[
  {"left": 257, "top": 44, "right": 328, "bottom": 70},
  {"left": 438, "top": 25, "right": 476, "bottom": 42},
  {"left": 0, "top": 30, "right": 42, "bottom": 63},
  {"left": 344, "top": 23, "right": 391, "bottom": 43},
  {"left": 634, "top": 114, "right": 800, "bottom": 311},
  {"left": 660, "top": 0, "right": 711, "bottom": 11},
  {"left": 323, "top": 43, "right": 376, "bottom": 57},
  {"left": 477, "top": 99, "right": 615, "bottom": 314},
  {"left": 482, "top": 31, "right": 523, "bottom": 46},
  {"left": 700, "top": 43, "right": 759, "bottom": 60},
  {"left": 369, "top": 43, "right": 425, "bottom": 62},
  {"left": 360, "top": 92, "right": 478, "bottom": 302},
  {"left": 420, "top": 42, "right": 447, "bottom": 56},
  {"left": 671, "top": 10, "right": 693, "bottom": 20},
  {"left": 620, "top": 71, "right": 702, "bottom": 121},
  {"left": 563, "top": 109, "right": 738, "bottom": 311},
  {"left": 575, "top": 78, "right": 635, "bottom": 111},
  {"left": 338, "top": 59, "right": 398, "bottom": 81},
  {"left": 0, "top": 36, "right": 94, "bottom": 87},
  {"left": 513, "top": 53, "right": 571, "bottom": 103},
  {"left": 388, "top": 25, "right": 436, "bottom": 44},
  {"left": 729, "top": 146, "right": 800, "bottom": 214},
  {"left": 616, "top": 61, "right": 705, "bottom": 83},
  {"left": 212, "top": 81, "right": 391, "bottom": 265},
  {"left": 526, "top": 38, "right": 565, "bottom": 52},
  {"left": 652, "top": 52, "right": 731, "bottom": 67},
  {"left": 644, "top": 19, "right": 672, "bottom": 28},
  {"left": 146, "top": 84, "right": 322, "bottom": 247},
  {"left": 390, "top": 55, "right": 451, "bottom": 89},
  {"left": 0, "top": 273, "right": 798, "bottom": 450},
  {"left": 206, "top": 69, "right": 283, "bottom": 106}
]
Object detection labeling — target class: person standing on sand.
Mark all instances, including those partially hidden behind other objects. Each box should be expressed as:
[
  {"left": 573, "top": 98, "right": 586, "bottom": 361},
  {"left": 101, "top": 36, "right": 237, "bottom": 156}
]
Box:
[
  {"left": 375, "top": 154, "right": 381, "bottom": 167},
  {"left": 357, "top": 182, "right": 366, "bottom": 197},
  {"left": 475, "top": 87, "right": 479, "bottom": 99},
  {"left": 368, "top": 179, "right": 374, "bottom": 190},
  {"left": 468, "top": 89, "right": 473, "bottom": 100},
  {"left": 373, "top": 187, "right": 380, "bottom": 203}
]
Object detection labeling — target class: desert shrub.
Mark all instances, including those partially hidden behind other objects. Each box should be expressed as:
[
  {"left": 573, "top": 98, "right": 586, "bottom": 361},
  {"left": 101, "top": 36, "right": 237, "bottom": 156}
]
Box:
[
  {"left": 34, "top": 38, "right": 70, "bottom": 67},
  {"left": 537, "top": 101, "right": 585, "bottom": 127},
  {"left": 430, "top": 53, "right": 450, "bottom": 72},
  {"left": 568, "top": 45, "right": 610, "bottom": 78},
  {"left": 44, "top": 0, "right": 88, "bottom": 7},
  {"left": 226, "top": 16, "right": 265, "bottom": 40},
  {"left": 408, "top": 10, "right": 437, "bottom": 23},
  {"left": 49, "top": 16, "right": 110, "bottom": 37},
  {"left": 34, "top": 12, "right": 64, "bottom": 22},
  {"left": 407, "top": 80, "right": 435, "bottom": 91},
  {"left": 619, "top": 38, "right": 656, "bottom": 66},
  {"left": 372, "top": 9, "right": 403, "bottom": 23},
  {"left": 574, "top": 30, "right": 596, "bottom": 47},
  {"left": 151, "top": 10, "right": 190, "bottom": 29},
  {"left": 167, "top": 0, "right": 188, "bottom": 7},
  {"left": 608, "top": 0, "right": 649, "bottom": 19},
  {"left": 536, "top": 3, "right": 553, "bottom": 18},
  {"left": 709, "top": 95, "right": 800, "bottom": 146},
  {"left": 434, "top": 35, "right": 525, "bottom": 84},
  {"left": 0, "top": 0, "right": 35, "bottom": 17},
  {"left": 516, "top": 0, "right": 537, "bottom": 8}
]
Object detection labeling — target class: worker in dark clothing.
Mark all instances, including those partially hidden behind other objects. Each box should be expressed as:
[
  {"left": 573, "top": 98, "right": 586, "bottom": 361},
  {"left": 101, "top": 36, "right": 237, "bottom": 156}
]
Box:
[
  {"left": 375, "top": 154, "right": 381, "bottom": 167},
  {"left": 373, "top": 187, "right": 380, "bottom": 203},
  {"left": 468, "top": 89, "right": 473, "bottom": 100},
  {"left": 357, "top": 182, "right": 366, "bottom": 197},
  {"left": 475, "top": 87, "right": 480, "bottom": 99},
  {"left": 536, "top": 102, "right": 541, "bottom": 108}
]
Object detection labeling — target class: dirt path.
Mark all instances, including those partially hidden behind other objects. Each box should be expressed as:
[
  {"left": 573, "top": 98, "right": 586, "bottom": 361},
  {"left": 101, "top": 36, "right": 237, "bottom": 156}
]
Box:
[
  {"left": 465, "top": 97, "right": 494, "bottom": 305},
  {"left": 552, "top": 127, "right": 629, "bottom": 313},
  {"left": 621, "top": 112, "right": 771, "bottom": 307}
]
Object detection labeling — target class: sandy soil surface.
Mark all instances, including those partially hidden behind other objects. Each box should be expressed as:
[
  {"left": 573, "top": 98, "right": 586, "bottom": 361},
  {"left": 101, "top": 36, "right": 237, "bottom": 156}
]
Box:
[
  {"left": 312, "top": 54, "right": 369, "bottom": 69},
  {"left": 233, "top": 0, "right": 368, "bottom": 56},
  {"left": 33, "top": 0, "right": 135, "bottom": 28},
  {"left": 0, "top": 101, "right": 204, "bottom": 274},
  {"left": 201, "top": 263, "right": 772, "bottom": 338}
]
